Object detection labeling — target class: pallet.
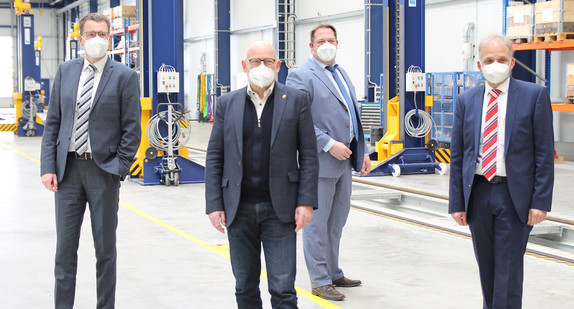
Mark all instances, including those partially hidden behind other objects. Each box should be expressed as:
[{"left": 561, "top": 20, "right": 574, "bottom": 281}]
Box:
[
  {"left": 534, "top": 32, "right": 574, "bottom": 42},
  {"left": 510, "top": 37, "right": 533, "bottom": 44},
  {"left": 566, "top": 97, "right": 574, "bottom": 104}
]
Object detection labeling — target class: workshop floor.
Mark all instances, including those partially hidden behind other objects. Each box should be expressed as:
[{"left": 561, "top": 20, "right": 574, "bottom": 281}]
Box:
[{"left": 1, "top": 122, "right": 573, "bottom": 308}]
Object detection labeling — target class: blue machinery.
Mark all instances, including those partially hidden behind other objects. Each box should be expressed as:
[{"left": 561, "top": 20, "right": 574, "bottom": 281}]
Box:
[
  {"left": 14, "top": 8, "right": 46, "bottom": 137},
  {"left": 129, "top": 0, "right": 205, "bottom": 185},
  {"left": 363, "top": 0, "right": 444, "bottom": 177}
]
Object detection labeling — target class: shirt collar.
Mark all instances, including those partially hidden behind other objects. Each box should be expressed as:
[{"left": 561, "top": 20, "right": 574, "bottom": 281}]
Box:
[
  {"left": 310, "top": 54, "right": 338, "bottom": 71},
  {"left": 485, "top": 76, "right": 510, "bottom": 95},
  {"left": 246, "top": 82, "right": 275, "bottom": 101},
  {"left": 83, "top": 56, "right": 108, "bottom": 73}
]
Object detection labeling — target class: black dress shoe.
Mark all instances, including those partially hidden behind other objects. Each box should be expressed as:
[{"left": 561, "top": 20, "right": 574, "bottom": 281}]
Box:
[
  {"left": 312, "top": 285, "right": 345, "bottom": 301},
  {"left": 332, "top": 276, "right": 362, "bottom": 287}
]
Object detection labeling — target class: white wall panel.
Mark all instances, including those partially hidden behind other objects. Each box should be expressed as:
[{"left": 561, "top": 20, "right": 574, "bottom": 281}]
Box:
[
  {"left": 296, "top": 0, "right": 363, "bottom": 20},
  {"left": 186, "top": 0, "right": 214, "bottom": 37},
  {"left": 230, "top": 0, "right": 275, "bottom": 31}
]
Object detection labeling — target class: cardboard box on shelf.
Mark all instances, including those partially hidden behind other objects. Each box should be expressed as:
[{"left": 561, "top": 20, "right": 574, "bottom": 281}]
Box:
[
  {"left": 112, "top": 5, "right": 136, "bottom": 19},
  {"left": 506, "top": 3, "right": 535, "bottom": 40}
]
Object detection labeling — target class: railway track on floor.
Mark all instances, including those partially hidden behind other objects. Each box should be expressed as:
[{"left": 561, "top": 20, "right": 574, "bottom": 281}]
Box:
[{"left": 188, "top": 146, "right": 574, "bottom": 265}]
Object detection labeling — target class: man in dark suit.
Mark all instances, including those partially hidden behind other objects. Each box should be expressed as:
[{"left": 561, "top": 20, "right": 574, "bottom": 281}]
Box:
[
  {"left": 40, "top": 13, "right": 141, "bottom": 309},
  {"left": 449, "top": 34, "right": 554, "bottom": 309},
  {"left": 205, "top": 41, "right": 318, "bottom": 308},
  {"left": 286, "top": 24, "right": 370, "bottom": 301}
]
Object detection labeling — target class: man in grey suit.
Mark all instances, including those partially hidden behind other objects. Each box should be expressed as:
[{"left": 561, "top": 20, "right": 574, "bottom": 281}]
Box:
[
  {"left": 205, "top": 41, "right": 318, "bottom": 308},
  {"left": 40, "top": 13, "right": 141, "bottom": 309},
  {"left": 286, "top": 24, "right": 371, "bottom": 301}
]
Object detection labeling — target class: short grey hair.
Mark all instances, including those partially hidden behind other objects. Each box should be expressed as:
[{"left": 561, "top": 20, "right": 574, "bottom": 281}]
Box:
[{"left": 478, "top": 34, "right": 514, "bottom": 60}]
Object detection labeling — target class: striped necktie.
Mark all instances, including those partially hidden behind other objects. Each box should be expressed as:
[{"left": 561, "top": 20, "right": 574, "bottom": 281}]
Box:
[
  {"left": 75, "top": 64, "right": 96, "bottom": 155},
  {"left": 481, "top": 88, "right": 501, "bottom": 181}
]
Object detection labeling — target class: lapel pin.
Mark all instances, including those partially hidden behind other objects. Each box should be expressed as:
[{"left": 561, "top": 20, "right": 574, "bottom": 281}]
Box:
[{"left": 282, "top": 94, "right": 287, "bottom": 99}]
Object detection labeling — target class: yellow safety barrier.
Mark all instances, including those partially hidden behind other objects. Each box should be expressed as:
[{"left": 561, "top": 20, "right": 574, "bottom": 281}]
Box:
[{"left": 373, "top": 96, "right": 403, "bottom": 165}]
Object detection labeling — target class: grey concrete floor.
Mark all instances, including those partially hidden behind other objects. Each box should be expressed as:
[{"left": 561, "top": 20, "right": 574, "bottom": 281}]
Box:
[{"left": 1, "top": 123, "right": 574, "bottom": 308}]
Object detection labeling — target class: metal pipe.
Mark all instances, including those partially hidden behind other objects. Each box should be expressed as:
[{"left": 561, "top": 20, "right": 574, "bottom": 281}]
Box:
[
  {"left": 285, "top": 0, "right": 296, "bottom": 69},
  {"left": 463, "top": 22, "right": 474, "bottom": 71},
  {"left": 513, "top": 58, "right": 546, "bottom": 83},
  {"left": 296, "top": 10, "right": 364, "bottom": 25}
]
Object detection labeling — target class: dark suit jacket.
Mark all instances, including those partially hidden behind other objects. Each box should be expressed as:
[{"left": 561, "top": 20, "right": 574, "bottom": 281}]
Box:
[
  {"left": 41, "top": 57, "right": 141, "bottom": 180},
  {"left": 286, "top": 58, "right": 366, "bottom": 177},
  {"left": 448, "top": 77, "right": 554, "bottom": 223},
  {"left": 205, "top": 83, "right": 319, "bottom": 227}
]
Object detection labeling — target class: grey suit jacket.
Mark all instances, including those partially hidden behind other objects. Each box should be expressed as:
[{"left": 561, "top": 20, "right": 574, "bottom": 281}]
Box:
[
  {"left": 286, "top": 57, "right": 367, "bottom": 178},
  {"left": 41, "top": 57, "right": 141, "bottom": 181},
  {"left": 205, "top": 83, "right": 319, "bottom": 227}
]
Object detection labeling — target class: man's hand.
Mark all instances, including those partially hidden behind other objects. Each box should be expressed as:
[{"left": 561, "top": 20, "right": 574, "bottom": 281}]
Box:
[
  {"left": 360, "top": 154, "right": 371, "bottom": 176},
  {"left": 451, "top": 211, "right": 467, "bottom": 226},
  {"left": 41, "top": 173, "right": 58, "bottom": 192},
  {"left": 528, "top": 209, "right": 547, "bottom": 226},
  {"left": 208, "top": 211, "right": 226, "bottom": 233},
  {"left": 294, "top": 206, "right": 314, "bottom": 233},
  {"left": 328, "top": 141, "right": 352, "bottom": 160}
]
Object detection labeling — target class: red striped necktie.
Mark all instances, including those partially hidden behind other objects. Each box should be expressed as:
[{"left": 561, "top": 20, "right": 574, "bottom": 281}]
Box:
[{"left": 482, "top": 88, "right": 501, "bottom": 181}]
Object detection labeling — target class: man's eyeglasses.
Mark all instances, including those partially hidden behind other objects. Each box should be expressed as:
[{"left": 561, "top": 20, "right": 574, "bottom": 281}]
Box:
[
  {"left": 247, "top": 58, "right": 277, "bottom": 68},
  {"left": 82, "top": 31, "right": 109, "bottom": 39}
]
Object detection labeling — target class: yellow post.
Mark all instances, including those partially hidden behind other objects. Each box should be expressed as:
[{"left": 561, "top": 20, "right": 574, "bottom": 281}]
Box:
[
  {"left": 129, "top": 97, "right": 153, "bottom": 178},
  {"left": 373, "top": 96, "right": 403, "bottom": 165}
]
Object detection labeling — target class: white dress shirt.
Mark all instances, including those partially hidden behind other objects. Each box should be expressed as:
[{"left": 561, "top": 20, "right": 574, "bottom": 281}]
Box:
[
  {"left": 475, "top": 77, "right": 510, "bottom": 176},
  {"left": 246, "top": 81, "right": 275, "bottom": 125},
  {"left": 69, "top": 57, "right": 108, "bottom": 153}
]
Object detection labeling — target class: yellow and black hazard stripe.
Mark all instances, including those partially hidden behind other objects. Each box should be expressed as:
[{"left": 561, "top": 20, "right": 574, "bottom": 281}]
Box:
[
  {"left": 129, "top": 162, "right": 143, "bottom": 178},
  {"left": 0, "top": 123, "right": 17, "bottom": 133},
  {"left": 433, "top": 148, "right": 451, "bottom": 163}
]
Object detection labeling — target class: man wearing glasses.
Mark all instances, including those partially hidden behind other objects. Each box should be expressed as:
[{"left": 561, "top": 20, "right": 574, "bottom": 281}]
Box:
[
  {"left": 41, "top": 13, "right": 141, "bottom": 308},
  {"left": 205, "top": 41, "right": 318, "bottom": 308},
  {"left": 286, "top": 24, "right": 370, "bottom": 301}
]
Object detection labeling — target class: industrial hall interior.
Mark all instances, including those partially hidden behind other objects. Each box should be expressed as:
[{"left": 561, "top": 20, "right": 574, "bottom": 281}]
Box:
[{"left": 2, "top": 0, "right": 574, "bottom": 308}]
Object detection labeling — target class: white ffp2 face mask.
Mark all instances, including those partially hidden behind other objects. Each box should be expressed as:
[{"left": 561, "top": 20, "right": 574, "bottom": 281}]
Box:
[
  {"left": 248, "top": 64, "right": 276, "bottom": 89},
  {"left": 481, "top": 62, "right": 510, "bottom": 85},
  {"left": 83, "top": 36, "right": 109, "bottom": 58},
  {"left": 316, "top": 42, "right": 337, "bottom": 62}
]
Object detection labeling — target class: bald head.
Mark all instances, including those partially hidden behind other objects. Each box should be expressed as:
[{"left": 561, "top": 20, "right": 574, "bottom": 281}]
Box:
[{"left": 245, "top": 41, "right": 277, "bottom": 60}]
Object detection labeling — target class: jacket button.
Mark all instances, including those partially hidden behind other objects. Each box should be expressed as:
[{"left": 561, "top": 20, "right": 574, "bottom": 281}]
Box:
[
  {"left": 238, "top": 160, "right": 242, "bottom": 166},
  {"left": 237, "top": 182, "right": 241, "bottom": 187}
]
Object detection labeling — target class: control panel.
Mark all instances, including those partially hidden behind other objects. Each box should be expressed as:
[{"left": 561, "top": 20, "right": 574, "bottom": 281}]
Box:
[
  {"left": 158, "top": 71, "right": 180, "bottom": 93},
  {"left": 406, "top": 72, "right": 426, "bottom": 92}
]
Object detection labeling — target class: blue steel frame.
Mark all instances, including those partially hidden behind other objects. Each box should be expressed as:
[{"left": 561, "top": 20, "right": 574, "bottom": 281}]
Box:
[
  {"left": 276, "top": 0, "right": 290, "bottom": 84},
  {"left": 215, "top": 0, "right": 231, "bottom": 96},
  {"left": 17, "top": 13, "right": 44, "bottom": 136},
  {"left": 365, "top": 0, "right": 385, "bottom": 103},
  {"left": 139, "top": 0, "right": 204, "bottom": 185}
]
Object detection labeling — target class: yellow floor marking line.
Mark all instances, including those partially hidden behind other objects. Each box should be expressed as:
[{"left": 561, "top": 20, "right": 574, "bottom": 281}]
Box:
[
  {"left": 0, "top": 142, "right": 41, "bottom": 164},
  {"left": 7, "top": 144, "right": 341, "bottom": 308},
  {"left": 120, "top": 201, "right": 342, "bottom": 308}
]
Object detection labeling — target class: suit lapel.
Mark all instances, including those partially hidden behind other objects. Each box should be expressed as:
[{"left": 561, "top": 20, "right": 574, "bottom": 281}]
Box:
[
  {"left": 69, "top": 58, "right": 84, "bottom": 108},
  {"left": 91, "top": 57, "right": 113, "bottom": 109},
  {"left": 308, "top": 60, "right": 345, "bottom": 104},
  {"left": 473, "top": 84, "right": 485, "bottom": 153},
  {"left": 232, "top": 88, "right": 246, "bottom": 155},
  {"left": 505, "top": 78, "right": 518, "bottom": 155},
  {"left": 271, "top": 83, "right": 287, "bottom": 148}
]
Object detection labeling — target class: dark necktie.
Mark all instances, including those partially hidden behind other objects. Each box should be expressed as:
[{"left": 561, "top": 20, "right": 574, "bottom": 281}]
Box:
[
  {"left": 326, "top": 65, "right": 359, "bottom": 141},
  {"left": 482, "top": 88, "right": 501, "bottom": 181},
  {"left": 75, "top": 64, "right": 96, "bottom": 155}
]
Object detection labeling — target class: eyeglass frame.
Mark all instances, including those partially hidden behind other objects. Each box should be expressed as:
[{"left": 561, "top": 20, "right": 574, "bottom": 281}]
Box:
[
  {"left": 246, "top": 57, "right": 277, "bottom": 68},
  {"left": 82, "top": 31, "right": 110, "bottom": 40}
]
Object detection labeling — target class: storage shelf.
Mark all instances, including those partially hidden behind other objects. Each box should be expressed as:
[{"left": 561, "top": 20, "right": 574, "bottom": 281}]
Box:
[
  {"left": 551, "top": 104, "right": 574, "bottom": 112},
  {"left": 513, "top": 40, "right": 574, "bottom": 52}
]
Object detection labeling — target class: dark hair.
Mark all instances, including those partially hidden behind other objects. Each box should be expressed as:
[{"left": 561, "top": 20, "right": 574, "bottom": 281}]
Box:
[
  {"left": 79, "top": 13, "right": 111, "bottom": 34},
  {"left": 310, "top": 24, "right": 337, "bottom": 43}
]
